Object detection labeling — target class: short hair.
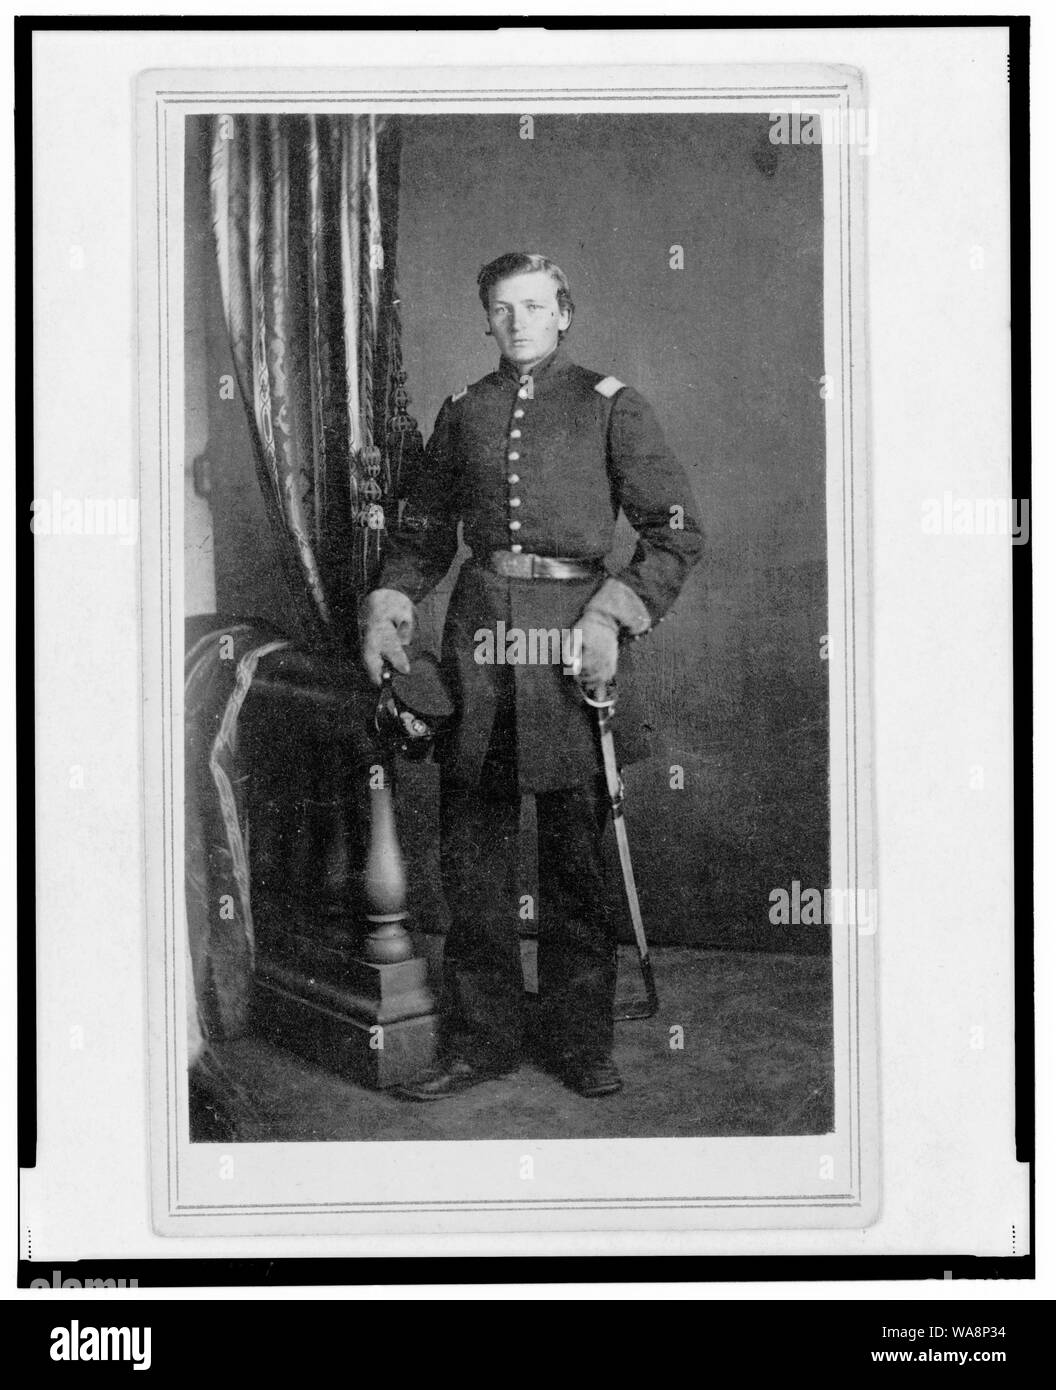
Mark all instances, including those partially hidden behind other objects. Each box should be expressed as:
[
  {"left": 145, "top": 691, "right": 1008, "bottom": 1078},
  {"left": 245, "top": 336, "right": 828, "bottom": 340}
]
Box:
[{"left": 476, "top": 252, "right": 575, "bottom": 332}]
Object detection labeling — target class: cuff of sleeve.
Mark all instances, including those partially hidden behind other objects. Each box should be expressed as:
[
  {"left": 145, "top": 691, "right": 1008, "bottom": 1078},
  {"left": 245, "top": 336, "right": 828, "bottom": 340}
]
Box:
[{"left": 584, "top": 576, "right": 653, "bottom": 637}]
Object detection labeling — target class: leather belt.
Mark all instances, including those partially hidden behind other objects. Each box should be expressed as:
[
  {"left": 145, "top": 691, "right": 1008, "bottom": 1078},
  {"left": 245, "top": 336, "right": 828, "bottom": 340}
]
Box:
[{"left": 488, "top": 550, "right": 602, "bottom": 580}]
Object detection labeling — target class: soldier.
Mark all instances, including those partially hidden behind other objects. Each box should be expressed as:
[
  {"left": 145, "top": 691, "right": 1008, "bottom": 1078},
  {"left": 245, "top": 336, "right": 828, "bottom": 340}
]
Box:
[{"left": 360, "top": 252, "right": 703, "bottom": 1099}]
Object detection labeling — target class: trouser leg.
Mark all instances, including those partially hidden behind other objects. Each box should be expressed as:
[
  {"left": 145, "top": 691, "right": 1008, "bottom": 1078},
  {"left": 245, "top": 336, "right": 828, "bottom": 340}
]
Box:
[
  {"left": 535, "top": 775, "right": 618, "bottom": 1064},
  {"left": 437, "top": 774, "right": 524, "bottom": 1070}
]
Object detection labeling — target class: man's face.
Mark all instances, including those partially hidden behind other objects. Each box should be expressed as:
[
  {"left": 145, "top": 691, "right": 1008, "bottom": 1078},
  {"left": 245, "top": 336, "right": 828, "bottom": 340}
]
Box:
[{"left": 486, "top": 270, "right": 571, "bottom": 370}]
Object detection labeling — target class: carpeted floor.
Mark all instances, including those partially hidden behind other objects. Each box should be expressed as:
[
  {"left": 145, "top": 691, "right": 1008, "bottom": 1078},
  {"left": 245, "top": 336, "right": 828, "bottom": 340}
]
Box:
[{"left": 193, "top": 947, "right": 834, "bottom": 1143}]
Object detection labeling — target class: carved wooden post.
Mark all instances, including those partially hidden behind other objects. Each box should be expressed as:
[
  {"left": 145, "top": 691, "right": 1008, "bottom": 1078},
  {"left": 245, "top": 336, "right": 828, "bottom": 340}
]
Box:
[
  {"left": 362, "top": 766, "right": 414, "bottom": 964},
  {"left": 244, "top": 649, "right": 437, "bottom": 1090}
]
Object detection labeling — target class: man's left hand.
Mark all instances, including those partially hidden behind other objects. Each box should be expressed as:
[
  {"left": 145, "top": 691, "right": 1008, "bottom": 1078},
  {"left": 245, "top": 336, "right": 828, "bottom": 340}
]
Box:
[
  {"left": 575, "top": 609, "right": 619, "bottom": 688},
  {"left": 573, "top": 576, "right": 653, "bottom": 691}
]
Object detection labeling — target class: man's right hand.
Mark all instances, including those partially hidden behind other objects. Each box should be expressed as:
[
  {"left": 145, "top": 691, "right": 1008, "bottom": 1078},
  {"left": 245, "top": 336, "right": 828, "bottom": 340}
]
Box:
[{"left": 359, "top": 588, "right": 415, "bottom": 686}]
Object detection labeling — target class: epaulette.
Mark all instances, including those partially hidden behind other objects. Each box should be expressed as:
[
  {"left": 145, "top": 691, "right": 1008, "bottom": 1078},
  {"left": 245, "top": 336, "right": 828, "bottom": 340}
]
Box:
[
  {"left": 450, "top": 385, "right": 469, "bottom": 403},
  {"left": 594, "top": 376, "right": 625, "bottom": 398}
]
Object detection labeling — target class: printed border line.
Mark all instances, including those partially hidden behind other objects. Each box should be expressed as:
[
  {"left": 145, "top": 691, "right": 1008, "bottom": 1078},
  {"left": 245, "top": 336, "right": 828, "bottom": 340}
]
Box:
[
  {"left": 164, "top": 100, "right": 181, "bottom": 1211},
  {"left": 155, "top": 96, "right": 176, "bottom": 1221},
  {"left": 156, "top": 86, "right": 851, "bottom": 99},
  {"left": 845, "top": 101, "right": 863, "bottom": 1204},
  {"left": 168, "top": 1196, "right": 863, "bottom": 1213},
  {"left": 160, "top": 86, "right": 861, "bottom": 1213},
  {"left": 155, "top": 84, "right": 865, "bottom": 1217}
]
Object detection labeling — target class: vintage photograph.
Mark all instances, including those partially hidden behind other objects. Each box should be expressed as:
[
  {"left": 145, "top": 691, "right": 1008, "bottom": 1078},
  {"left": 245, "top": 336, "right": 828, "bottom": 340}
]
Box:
[
  {"left": 22, "top": 15, "right": 1030, "bottom": 1293},
  {"left": 139, "top": 66, "right": 874, "bottom": 1229}
]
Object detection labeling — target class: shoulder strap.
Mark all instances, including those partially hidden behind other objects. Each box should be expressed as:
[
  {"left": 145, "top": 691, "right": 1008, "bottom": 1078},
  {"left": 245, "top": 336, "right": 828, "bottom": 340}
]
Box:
[{"left": 594, "top": 375, "right": 625, "bottom": 399}]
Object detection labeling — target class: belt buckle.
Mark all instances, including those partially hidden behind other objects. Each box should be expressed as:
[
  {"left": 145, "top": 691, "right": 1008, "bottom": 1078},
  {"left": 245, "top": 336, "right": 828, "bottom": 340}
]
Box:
[{"left": 497, "top": 549, "right": 533, "bottom": 579}]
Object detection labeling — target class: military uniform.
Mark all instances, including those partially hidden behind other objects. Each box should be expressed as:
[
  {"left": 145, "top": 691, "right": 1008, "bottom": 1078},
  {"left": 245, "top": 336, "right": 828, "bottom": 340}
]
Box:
[{"left": 376, "top": 344, "right": 702, "bottom": 1070}]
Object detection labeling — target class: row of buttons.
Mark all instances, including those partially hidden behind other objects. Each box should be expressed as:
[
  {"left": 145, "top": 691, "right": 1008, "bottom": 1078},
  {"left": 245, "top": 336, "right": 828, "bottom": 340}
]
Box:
[{"left": 508, "top": 385, "right": 530, "bottom": 550}]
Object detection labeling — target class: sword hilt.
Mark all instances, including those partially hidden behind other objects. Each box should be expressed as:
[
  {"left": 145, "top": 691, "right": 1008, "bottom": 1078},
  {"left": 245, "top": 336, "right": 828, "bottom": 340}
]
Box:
[{"left": 576, "top": 676, "right": 617, "bottom": 710}]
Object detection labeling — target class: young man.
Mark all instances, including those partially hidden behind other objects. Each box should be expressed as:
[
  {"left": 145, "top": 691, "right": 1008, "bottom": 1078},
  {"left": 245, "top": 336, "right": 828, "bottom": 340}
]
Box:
[{"left": 361, "top": 252, "right": 703, "bottom": 1099}]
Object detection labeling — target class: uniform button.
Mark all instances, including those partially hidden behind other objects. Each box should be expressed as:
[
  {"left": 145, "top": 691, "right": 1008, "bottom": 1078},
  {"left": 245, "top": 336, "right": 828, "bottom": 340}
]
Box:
[
  {"left": 509, "top": 429, "right": 522, "bottom": 439},
  {"left": 510, "top": 497, "right": 521, "bottom": 507},
  {"left": 508, "top": 452, "right": 520, "bottom": 462},
  {"left": 510, "top": 544, "right": 523, "bottom": 553},
  {"left": 517, "top": 389, "right": 528, "bottom": 400},
  {"left": 508, "top": 474, "right": 519, "bottom": 484},
  {"left": 513, "top": 409, "right": 525, "bottom": 419},
  {"left": 509, "top": 520, "right": 522, "bottom": 531}
]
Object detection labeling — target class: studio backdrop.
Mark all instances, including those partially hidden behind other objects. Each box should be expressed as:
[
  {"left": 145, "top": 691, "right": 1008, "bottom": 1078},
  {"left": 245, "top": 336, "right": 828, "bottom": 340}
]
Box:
[{"left": 184, "top": 111, "right": 829, "bottom": 953}]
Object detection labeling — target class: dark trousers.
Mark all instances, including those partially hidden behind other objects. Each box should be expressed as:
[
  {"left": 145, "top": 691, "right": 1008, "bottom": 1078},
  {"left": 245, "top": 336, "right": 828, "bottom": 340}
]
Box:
[{"left": 438, "top": 763, "right": 618, "bottom": 1070}]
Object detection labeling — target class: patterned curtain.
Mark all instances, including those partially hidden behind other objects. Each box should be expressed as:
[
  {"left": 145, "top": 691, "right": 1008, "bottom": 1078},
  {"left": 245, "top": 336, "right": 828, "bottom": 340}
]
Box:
[{"left": 209, "top": 113, "right": 423, "bottom": 648}]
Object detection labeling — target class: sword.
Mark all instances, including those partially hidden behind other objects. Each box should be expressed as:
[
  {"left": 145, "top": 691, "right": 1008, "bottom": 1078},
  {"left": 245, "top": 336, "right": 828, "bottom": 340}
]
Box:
[{"left": 579, "top": 679, "right": 659, "bottom": 1021}]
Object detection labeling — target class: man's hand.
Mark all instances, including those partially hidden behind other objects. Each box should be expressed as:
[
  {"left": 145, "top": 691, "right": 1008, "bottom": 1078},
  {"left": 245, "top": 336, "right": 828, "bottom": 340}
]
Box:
[
  {"left": 360, "top": 588, "right": 415, "bottom": 686},
  {"left": 573, "top": 576, "right": 653, "bottom": 695},
  {"left": 576, "top": 609, "right": 619, "bottom": 690}
]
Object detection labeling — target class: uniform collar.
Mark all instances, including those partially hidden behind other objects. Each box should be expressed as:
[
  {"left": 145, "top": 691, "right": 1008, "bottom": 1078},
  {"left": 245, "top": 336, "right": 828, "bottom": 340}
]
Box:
[{"left": 497, "top": 343, "right": 571, "bottom": 384}]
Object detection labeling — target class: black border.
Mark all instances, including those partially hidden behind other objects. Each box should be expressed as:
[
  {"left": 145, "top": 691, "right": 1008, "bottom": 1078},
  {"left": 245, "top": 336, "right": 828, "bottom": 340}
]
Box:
[
  {"left": 17, "top": 13, "right": 1032, "bottom": 1290},
  {"left": 16, "top": 16, "right": 35, "bottom": 1175},
  {"left": 11, "top": 1253, "right": 1037, "bottom": 1288}
]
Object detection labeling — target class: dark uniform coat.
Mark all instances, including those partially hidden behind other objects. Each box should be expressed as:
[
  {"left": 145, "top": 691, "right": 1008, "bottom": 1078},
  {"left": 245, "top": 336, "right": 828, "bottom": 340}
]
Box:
[{"left": 377, "top": 345, "right": 703, "bottom": 793}]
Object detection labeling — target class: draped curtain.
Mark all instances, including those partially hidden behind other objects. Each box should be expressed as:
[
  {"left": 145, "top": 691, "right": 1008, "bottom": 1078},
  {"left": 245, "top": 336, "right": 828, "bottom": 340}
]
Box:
[
  {"left": 188, "top": 116, "right": 423, "bottom": 1061},
  {"left": 209, "top": 113, "right": 423, "bottom": 648}
]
